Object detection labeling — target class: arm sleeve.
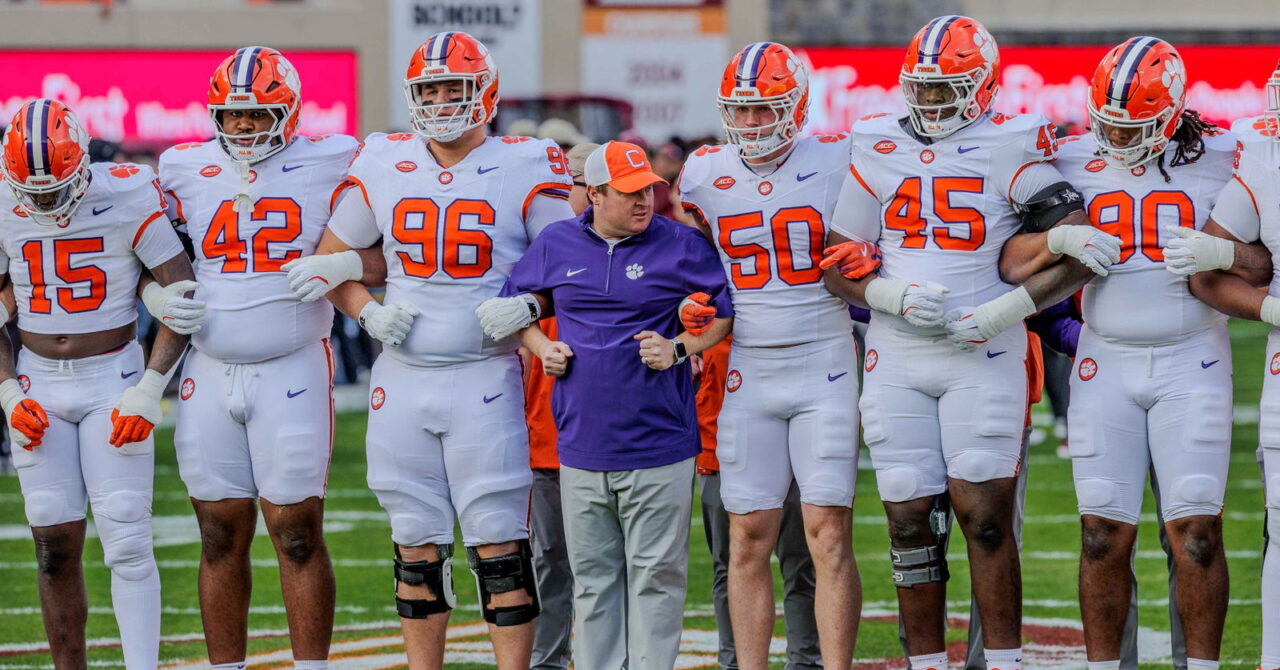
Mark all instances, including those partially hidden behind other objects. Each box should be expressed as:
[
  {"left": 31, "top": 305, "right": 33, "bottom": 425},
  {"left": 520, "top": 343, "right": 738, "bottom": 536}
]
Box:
[
  {"left": 325, "top": 183, "right": 381, "bottom": 249},
  {"left": 132, "top": 211, "right": 187, "bottom": 269},
  {"left": 830, "top": 169, "right": 883, "bottom": 242},
  {"left": 524, "top": 190, "right": 575, "bottom": 240},
  {"left": 1008, "top": 161, "right": 1070, "bottom": 205},
  {"left": 1210, "top": 176, "right": 1261, "bottom": 243},
  {"left": 683, "top": 232, "right": 734, "bottom": 318}
]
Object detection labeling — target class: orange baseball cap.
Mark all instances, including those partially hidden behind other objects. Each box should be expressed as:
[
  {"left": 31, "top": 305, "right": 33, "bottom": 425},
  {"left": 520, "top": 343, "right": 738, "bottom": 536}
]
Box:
[{"left": 584, "top": 141, "right": 667, "bottom": 193}]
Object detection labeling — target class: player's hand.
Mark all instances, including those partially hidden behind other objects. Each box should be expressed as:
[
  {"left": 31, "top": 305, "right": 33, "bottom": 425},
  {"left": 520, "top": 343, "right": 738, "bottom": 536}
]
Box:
[
  {"left": 1162, "top": 225, "right": 1234, "bottom": 276},
  {"left": 900, "top": 281, "right": 950, "bottom": 328},
  {"left": 359, "top": 301, "right": 419, "bottom": 348},
  {"left": 635, "top": 330, "right": 676, "bottom": 371},
  {"left": 476, "top": 294, "right": 540, "bottom": 340},
  {"left": 944, "top": 307, "right": 987, "bottom": 352},
  {"left": 282, "top": 250, "right": 364, "bottom": 302},
  {"left": 819, "top": 240, "right": 882, "bottom": 279},
  {"left": 1046, "top": 225, "right": 1121, "bottom": 276},
  {"left": 678, "top": 293, "right": 715, "bottom": 335},
  {"left": 109, "top": 370, "right": 166, "bottom": 448},
  {"left": 141, "top": 279, "right": 207, "bottom": 335},
  {"left": 538, "top": 341, "right": 574, "bottom": 377},
  {"left": 0, "top": 379, "right": 49, "bottom": 451}
]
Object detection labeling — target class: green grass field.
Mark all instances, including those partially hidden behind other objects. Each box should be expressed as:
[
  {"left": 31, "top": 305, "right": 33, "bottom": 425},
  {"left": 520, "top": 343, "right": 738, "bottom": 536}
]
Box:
[{"left": 0, "top": 320, "right": 1274, "bottom": 668}]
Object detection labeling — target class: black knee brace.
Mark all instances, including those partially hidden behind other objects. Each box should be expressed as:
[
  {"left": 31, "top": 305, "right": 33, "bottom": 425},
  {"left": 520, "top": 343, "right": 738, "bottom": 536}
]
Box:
[
  {"left": 467, "top": 540, "right": 540, "bottom": 626},
  {"left": 394, "top": 543, "right": 456, "bottom": 619}
]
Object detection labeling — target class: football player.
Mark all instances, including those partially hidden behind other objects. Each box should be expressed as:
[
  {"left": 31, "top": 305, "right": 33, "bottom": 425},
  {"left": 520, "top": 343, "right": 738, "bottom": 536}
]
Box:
[
  {"left": 1037, "top": 39, "right": 1237, "bottom": 670},
  {"left": 676, "top": 42, "right": 862, "bottom": 668},
  {"left": 821, "top": 16, "right": 1114, "bottom": 670},
  {"left": 157, "top": 47, "right": 360, "bottom": 670},
  {"left": 1156, "top": 60, "right": 1280, "bottom": 670},
  {"left": 283, "top": 31, "right": 573, "bottom": 669},
  {"left": 0, "top": 99, "right": 196, "bottom": 669}
]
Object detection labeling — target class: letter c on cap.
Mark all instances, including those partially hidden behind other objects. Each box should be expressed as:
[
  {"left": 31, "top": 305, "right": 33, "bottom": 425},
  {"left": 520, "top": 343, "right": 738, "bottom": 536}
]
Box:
[{"left": 625, "top": 149, "right": 645, "bottom": 168}]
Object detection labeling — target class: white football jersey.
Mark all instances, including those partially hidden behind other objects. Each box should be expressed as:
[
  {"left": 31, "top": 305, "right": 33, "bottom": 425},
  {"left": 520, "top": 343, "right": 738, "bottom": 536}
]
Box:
[
  {"left": 0, "top": 162, "right": 183, "bottom": 335},
  {"left": 1231, "top": 115, "right": 1276, "bottom": 145},
  {"left": 678, "top": 134, "right": 852, "bottom": 347},
  {"left": 328, "top": 134, "right": 573, "bottom": 366},
  {"left": 159, "top": 135, "right": 358, "bottom": 363},
  {"left": 1211, "top": 132, "right": 1280, "bottom": 298},
  {"left": 835, "top": 112, "right": 1064, "bottom": 335},
  {"left": 1056, "top": 132, "right": 1236, "bottom": 344}
]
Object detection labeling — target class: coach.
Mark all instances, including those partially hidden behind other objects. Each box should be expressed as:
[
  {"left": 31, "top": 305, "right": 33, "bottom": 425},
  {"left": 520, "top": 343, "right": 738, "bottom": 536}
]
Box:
[{"left": 486, "top": 141, "right": 733, "bottom": 669}]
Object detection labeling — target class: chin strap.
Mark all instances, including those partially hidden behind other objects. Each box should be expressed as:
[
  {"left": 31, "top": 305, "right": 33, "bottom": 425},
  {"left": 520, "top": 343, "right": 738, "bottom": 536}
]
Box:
[{"left": 233, "top": 159, "right": 253, "bottom": 213}]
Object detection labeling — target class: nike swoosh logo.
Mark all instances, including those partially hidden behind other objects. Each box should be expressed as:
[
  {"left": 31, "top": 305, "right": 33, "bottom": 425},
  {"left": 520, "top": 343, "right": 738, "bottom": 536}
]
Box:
[
  {"left": 797, "top": 172, "right": 818, "bottom": 182},
  {"left": 483, "top": 393, "right": 503, "bottom": 404},
  {"left": 92, "top": 205, "right": 113, "bottom": 216},
  {"left": 120, "top": 370, "right": 138, "bottom": 379},
  {"left": 477, "top": 166, "right": 499, "bottom": 175},
  {"left": 287, "top": 389, "right": 307, "bottom": 398},
  {"left": 1201, "top": 359, "right": 1219, "bottom": 369},
  {"left": 281, "top": 164, "right": 304, "bottom": 173},
  {"left": 566, "top": 268, "right": 588, "bottom": 277},
  {"left": 827, "top": 372, "right": 848, "bottom": 382},
  {"left": 987, "top": 350, "right": 1007, "bottom": 358},
  {"left": 957, "top": 146, "right": 979, "bottom": 154}
]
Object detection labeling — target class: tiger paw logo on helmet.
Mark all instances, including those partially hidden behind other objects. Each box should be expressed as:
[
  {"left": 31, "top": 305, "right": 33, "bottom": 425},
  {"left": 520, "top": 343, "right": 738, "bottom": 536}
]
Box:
[
  {"left": 2, "top": 98, "right": 92, "bottom": 226},
  {"left": 404, "top": 32, "right": 500, "bottom": 143},
  {"left": 207, "top": 46, "right": 302, "bottom": 164},
  {"left": 900, "top": 16, "right": 1001, "bottom": 139},
  {"left": 1087, "top": 37, "right": 1189, "bottom": 170}
]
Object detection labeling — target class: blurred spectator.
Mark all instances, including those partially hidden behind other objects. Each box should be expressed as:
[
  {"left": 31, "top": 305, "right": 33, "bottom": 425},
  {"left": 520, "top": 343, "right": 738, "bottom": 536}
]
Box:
[
  {"left": 650, "top": 141, "right": 684, "bottom": 219},
  {"left": 88, "top": 138, "right": 122, "bottom": 163},
  {"left": 537, "top": 118, "right": 587, "bottom": 150},
  {"left": 506, "top": 118, "right": 539, "bottom": 138}
]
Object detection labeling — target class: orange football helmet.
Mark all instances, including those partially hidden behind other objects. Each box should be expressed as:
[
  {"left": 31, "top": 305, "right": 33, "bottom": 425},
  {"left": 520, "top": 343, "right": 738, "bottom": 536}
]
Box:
[
  {"left": 1264, "top": 59, "right": 1280, "bottom": 142},
  {"left": 2, "top": 99, "right": 91, "bottom": 226},
  {"left": 716, "top": 42, "right": 809, "bottom": 159},
  {"left": 403, "top": 31, "right": 499, "bottom": 142},
  {"left": 208, "top": 46, "right": 301, "bottom": 163},
  {"left": 1088, "top": 37, "right": 1187, "bottom": 168},
  {"left": 900, "top": 15, "right": 1001, "bottom": 138}
]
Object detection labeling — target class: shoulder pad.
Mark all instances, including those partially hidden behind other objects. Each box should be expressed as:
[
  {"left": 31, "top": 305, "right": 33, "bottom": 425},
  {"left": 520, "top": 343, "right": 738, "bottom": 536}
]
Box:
[
  {"left": 1199, "top": 127, "right": 1241, "bottom": 155},
  {"left": 94, "top": 162, "right": 157, "bottom": 192},
  {"left": 158, "top": 141, "right": 214, "bottom": 169},
  {"left": 1231, "top": 115, "right": 1277, "bottom": 144},
  {"left": 299, "top": 133, "right": 360, "bottom": 156},
  {"left": 849, "top": 113, "right": 900, "bottom": 138}
]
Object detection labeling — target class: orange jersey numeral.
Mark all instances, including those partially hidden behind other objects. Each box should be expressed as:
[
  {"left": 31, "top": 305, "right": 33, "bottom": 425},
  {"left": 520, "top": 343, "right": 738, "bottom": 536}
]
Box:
[
  {"left": 22, "top": 238, "right": 107, "bottom": 314},
  {"left": 391, "top": 198, "right": 496, "bottom": 279},
  {"left": 202, "top": 198, "right": 303, "bottom": 273},
  {"left": 717, "top": 207, "right": 825, "bottom": 290},
  {"left": 1087, "top": 190, "right": 1193, "bottom": 263},
  {"left": 885, "top": 177, "right": 987, "bottom": 250}
]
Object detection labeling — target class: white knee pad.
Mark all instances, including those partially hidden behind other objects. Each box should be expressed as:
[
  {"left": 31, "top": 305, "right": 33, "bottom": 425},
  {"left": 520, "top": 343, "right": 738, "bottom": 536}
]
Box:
[
  {"left": 95, "top": 492, "right": 155, "bottom": 582},
  {"left": 1075, "top": 478, "right": 1121, "bottom": 517},
  {"left": 389, "top": 512, "right": 437, "bottom": 548},
  {"left": 876, "top": 467, "right": 919, "bottom": 503},
  {"left": 949, "top": 449, "right": 1007, "bottom": 484},
  {"left": 1163, "top": 474, "right": 1224, "bottom": 521},
  {"left": 24, "top": 490, "right": 71, "bottom": 528},
  {"left": 1268, "top": 474, "right": 1280, "bottom": 510}
]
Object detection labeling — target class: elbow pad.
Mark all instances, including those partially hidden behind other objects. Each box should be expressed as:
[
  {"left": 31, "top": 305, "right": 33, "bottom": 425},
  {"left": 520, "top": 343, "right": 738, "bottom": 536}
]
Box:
[{"left": 1015, "top": 182, "right": 1085, "bottom": 233}]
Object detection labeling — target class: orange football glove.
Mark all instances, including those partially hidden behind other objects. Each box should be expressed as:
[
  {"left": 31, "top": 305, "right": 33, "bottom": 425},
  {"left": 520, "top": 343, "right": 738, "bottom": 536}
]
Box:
[
  {"left": 10, "top": 398, "right": 50, "bottom": 450},
  {"left": 109, "top": 409, "right": 155, "bottom": 448},
  {"left": 679, "top": 292, "right": 716, "bottom": 335},
  {"left": 819, "top": 240, "right": 882, "bottom": 280}
]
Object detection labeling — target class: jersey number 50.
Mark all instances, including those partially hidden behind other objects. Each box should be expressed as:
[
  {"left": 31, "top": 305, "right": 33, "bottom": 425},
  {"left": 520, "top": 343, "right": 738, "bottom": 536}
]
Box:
[
  {"left": 392, "top": 198, "right": 495, "bottom": 279},
  {"left": 718, "top": 206, "right": 824, "bottom": 290}
]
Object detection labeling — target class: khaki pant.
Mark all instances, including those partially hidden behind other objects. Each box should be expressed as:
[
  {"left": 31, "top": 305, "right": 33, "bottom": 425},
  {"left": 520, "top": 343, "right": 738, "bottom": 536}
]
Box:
[{"left": 561, "top": 457, "right": 695, "bottom": 670}]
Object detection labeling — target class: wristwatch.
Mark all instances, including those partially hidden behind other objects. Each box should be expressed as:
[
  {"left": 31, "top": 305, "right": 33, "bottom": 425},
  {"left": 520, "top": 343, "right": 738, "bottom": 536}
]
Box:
[{"left": 671, "top": 338, "right": 688, "bottom": 365}]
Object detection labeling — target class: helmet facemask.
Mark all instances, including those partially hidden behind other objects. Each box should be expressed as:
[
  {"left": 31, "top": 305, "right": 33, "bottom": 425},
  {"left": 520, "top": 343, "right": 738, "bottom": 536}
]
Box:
[
  {"left": 718, "top": 91, "right": 802, "bottom": 160},
  {"left": 1088, "top": 102, "right": 1177, "bottom": 169},
  {"left": 6, "top": 155, "right": 90, "bottom": 227},
  {"left": 901, "top": 68, "right": 989, "bottom": 138},
  {"left": 1267, "top": 69, "right": 1280, "bottom": 142},
  {"left": 210, "top": 103, "right": 295, "bottom": 164},
  {"left": 404, "top": 74, "right": 493, "bottom": 142}
]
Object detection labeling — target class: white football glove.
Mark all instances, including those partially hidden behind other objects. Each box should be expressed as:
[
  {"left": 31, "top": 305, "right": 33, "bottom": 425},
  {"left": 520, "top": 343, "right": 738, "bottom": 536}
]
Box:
[
  {"left": 475, "top": 294, "right": 541, "bottom": 341},
  {"left": 109, "top": 369, "right": 166, "bottom": 451},
  {"left": 865, "top": 278, "right": 950, "bottom": 328},
  {"left": 1261, "top": 295, "right": 1280, "bottom": 328},
  {"left": 944, "top": 287, "right": 1037, "bottom": 352},
  {"left": 359, "top": 300, "right": 419, "bottom": 347},
  {"left": 1162, "top": 225, "right": 1235, "bottom": 277},
  {"left": 282, "top": 250, "right": 364, "bottom": 302},
  {"left": 1047, "top": 225, "right": 1122, "bottom": 277},
  {"left": 141, "top": 279, "right": 206, "bottom": 335}
]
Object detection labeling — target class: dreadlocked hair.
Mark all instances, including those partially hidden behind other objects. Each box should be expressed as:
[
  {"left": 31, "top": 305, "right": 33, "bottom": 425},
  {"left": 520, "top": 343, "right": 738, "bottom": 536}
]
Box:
[{"left": 1156, "top": 108, "right": 1218, "bottom": 182}]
